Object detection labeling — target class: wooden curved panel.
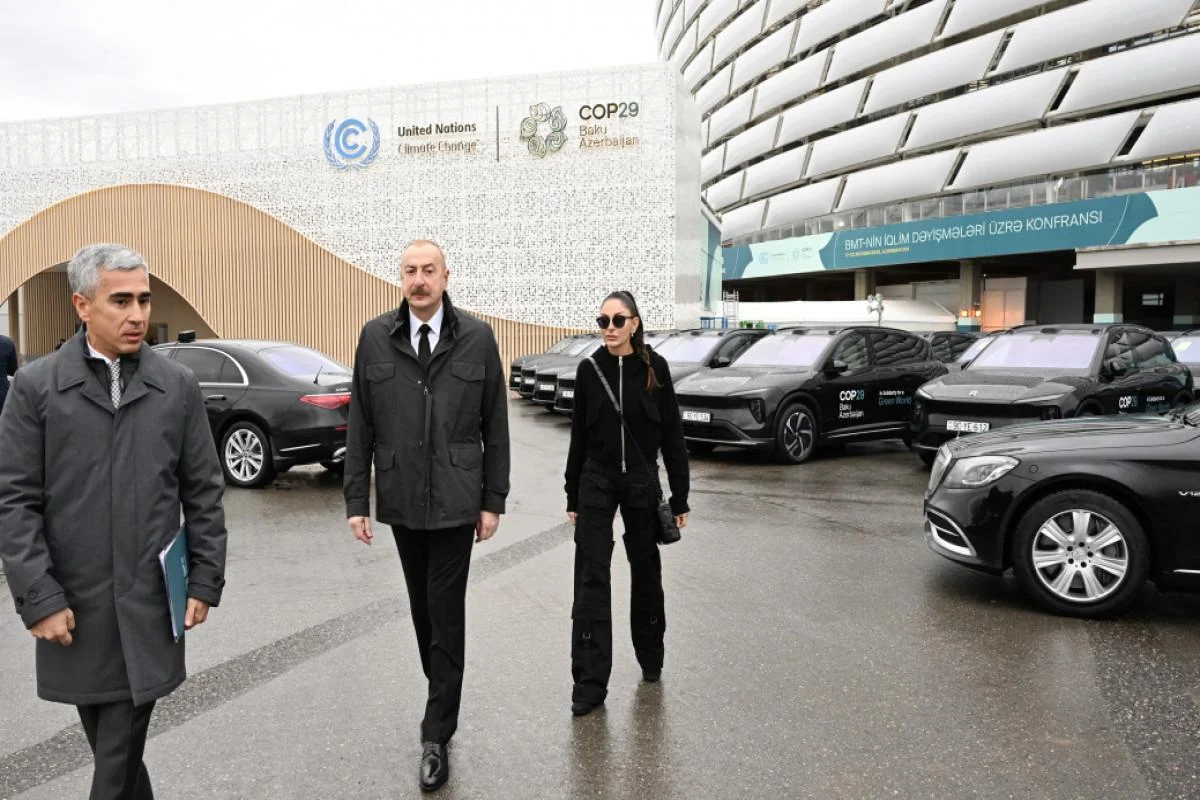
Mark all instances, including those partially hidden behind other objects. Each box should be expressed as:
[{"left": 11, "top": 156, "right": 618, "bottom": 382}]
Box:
[{"left": 0, "top": 184, "right": 582, "bottom": 366}]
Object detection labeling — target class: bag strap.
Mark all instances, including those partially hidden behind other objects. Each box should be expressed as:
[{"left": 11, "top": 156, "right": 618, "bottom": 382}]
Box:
[{"left": 586, "top": 356, "right": 665, "bottom": 502}]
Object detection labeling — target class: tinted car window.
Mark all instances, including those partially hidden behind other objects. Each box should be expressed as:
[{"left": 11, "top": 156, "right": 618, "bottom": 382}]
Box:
[
  {"left": 656, "top": 335, "right": 719, "bottom": 364},
  {"left": 714, "top": 334, "right": 757, "bottom": 364},
  {"left": 174, "top": 347, "right": 230, "bottom": 384},
  {"left": 1171, "top": 335, "right": 1200, "bottom": 364},
  {"left": 260, "top": 346, "right": 350, "bottom": 384},
  {"left": 871, "top": 331, "right": 927, "bottom": 366},
  {"left": 737, "top": 333, "right": 833, "bottom": 367},
  {"left": 1133, "top": 334, "right": 1174, "bottom": 368},
  {"left": 970, "top": 331, "right": 1100, "bottom": 371},
  {"left": 832, "top": 332, "right": 870, "bottom": 371},
  {"left": 956, "top": 337, "right": 991, "bottom": 365},
  {"left": 563, "top": 337, "right": 599, "bottom": 356},
  {"left": 1103, "top": 333, "right": 1137, "bottom": 376},
  {"left": 546, "top": 337, "right": 573, "bottom": 354}
]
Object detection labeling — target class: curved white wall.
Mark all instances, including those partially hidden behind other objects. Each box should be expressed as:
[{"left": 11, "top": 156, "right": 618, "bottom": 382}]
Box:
[{"left": 659, "top": 0, "right": 1200, "bottom": 243}]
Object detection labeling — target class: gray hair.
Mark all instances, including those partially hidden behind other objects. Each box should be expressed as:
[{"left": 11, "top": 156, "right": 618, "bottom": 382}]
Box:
[
  {"left": 67, "top": 243, "right": 149, "bottom": 298},
  {"left": 403, "top": 239, "right": 447, "bottom": 267}
]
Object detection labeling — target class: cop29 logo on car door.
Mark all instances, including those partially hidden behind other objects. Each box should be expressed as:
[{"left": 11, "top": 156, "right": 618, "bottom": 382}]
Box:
[{"left": 324, "top": 118, "right": 381, "bottom": 171}]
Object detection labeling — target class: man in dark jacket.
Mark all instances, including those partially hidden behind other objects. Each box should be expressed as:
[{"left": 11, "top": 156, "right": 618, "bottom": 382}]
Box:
[
  {"left": 345, "top": 239, "right": 509, "bottom": 793},
  {"left": 0, "top": 331, "right": 16, "bottom": 411},
  {"left": 0, "top": 243, "right": 228, "bottom": 800}
]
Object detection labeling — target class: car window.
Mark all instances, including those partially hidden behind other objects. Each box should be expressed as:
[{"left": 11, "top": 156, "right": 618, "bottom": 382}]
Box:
[
  {"left": 564, "top": 337, "right": 599, "bottom": 356},
  {"left": 1103, "top": 333, "right": 1138, "bottom": 376},
  {"left": 1133, "top": 333, "right": 1175, "bottom": 368},
  {"left": 736, "top": 333, "right": 834, "bottom": 368},
  {"left": 174, "top": 347, "right": 232, "bottom": 384},
  {"left": 656, "top": 335, "right": 719, "bottom": 364},
  {"left": 870, "top": 331, "right": 927, "bottom": 366},
  {"left": 969, "top": 331, "right": 1100, "bottom": 371},
  {"left": 645, "top": 333, "right": 674, "bottom": 349},
  {"left": 546, "top": 337, "right": 573, "bottom": 354},
  {"left": 832, "top": 332, "right": 870, "bottom": 371},
  {"left": 1171, "top": 335, "right": 1200, "bottom": 364},
  {"left": 714, "top": 334, "right": 757, "bottom": 364},
  {"left": 259, "top": 346, "right": 350, "bottom": 385},
  {"left": 929, "top": 335, "right": 956, "bottom": 363},
  {"left": 956, "top": 337, "right": 991, "bottom": 365}
]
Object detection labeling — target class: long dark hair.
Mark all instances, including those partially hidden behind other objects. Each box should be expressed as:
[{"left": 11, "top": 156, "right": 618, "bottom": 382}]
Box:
[{"left": 605, "top": 290, "right": 662, "bottom": 392}]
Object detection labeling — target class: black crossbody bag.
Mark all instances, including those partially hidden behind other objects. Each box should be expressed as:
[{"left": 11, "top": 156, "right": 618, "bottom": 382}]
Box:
[{"left": 586, "top": 356, "right": 682, "bottom": 545}]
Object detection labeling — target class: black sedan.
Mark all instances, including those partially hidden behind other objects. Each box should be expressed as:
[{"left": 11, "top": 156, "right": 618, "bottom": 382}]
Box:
[
  {"left": 674, "top": 326, "right": 947, "bottom": 463},
  {"left": 913, "top": 324, "right": 1194, "bottom": 465},
  {"left": 923, "top": 405, "right": 1200, "bottom": 617},
  {"left": 156, "top": 339, "right": 352, "bottom": 488}
]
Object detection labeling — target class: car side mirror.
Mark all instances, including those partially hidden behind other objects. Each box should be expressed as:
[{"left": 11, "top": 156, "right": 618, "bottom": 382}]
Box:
[
  {"left": 712, "top": 355, "right": 733, "bottom": 368},
  {"left": 825, "top": 359, "right": 849, "bottom": 375}
]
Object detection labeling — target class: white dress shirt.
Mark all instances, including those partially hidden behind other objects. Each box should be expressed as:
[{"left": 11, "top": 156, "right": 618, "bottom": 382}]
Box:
[{"left": 410, "top": 304, "right": 444, "bottom": 355}]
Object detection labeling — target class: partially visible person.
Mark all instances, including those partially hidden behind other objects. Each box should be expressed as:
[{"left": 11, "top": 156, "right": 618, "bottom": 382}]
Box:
[
  {"left": 564, "top": 290, "right": 689, "bottom": 716},
  {"left": 0, "top": 332, "right": 16, "bottom": 412},
  {"left": 0, "top": 243, "right": 228, "bottom": 800}
]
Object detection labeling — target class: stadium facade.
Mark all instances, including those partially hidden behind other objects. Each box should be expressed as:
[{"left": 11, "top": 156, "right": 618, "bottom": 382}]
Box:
[{"left": 657, "top": 0, "right": 1200, "bottom": 330}]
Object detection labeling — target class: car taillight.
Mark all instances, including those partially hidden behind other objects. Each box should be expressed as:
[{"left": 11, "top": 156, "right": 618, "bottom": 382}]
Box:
[{"left": 300, "top": 393, "right": 351, "bottom": 410}]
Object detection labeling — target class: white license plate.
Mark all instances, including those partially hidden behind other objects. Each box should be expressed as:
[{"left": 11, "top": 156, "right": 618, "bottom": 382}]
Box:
[
  {"left": 561, "top": 390, "right": 574, "bottom": 399},
  {"left": 947, "top": 419, "right": 990, "bottom": 433},
  {"left": 682, "top": 410, "right": 712, "bottom": 423},
  {"left": 523, "top": 378, "right": 534, "bottom": 385},
  {"left": 538, "top": 383, "right": 555, "bottom": 392}
]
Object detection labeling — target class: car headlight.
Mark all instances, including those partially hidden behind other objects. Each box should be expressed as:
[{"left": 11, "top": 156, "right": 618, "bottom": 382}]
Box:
[
  {"left": 1014, "top": 392, "right": 1068, "bottom": 404},
  {"left": 942, "top": 455, "right": 1019, "bottom": 489}
]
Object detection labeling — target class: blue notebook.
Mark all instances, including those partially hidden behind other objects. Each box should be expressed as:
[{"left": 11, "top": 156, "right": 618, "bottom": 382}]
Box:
[{"left": 159, "top": 526, "right": 189, "bottom": 642}]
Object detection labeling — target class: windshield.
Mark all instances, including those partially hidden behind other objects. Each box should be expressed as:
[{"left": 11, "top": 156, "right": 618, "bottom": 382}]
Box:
[
  {"left": 564, "top": 337, "right": 599, "bottom": 356},
  {"left": 645, "top": 332, "right": 674, "bottom": 349},
  {"left": 736, "top": 333, "right": 833, "bottom": 368},
  {"left": 968, "top": 332, "right": 1100, "bottom": 371},
  {"left": 260, "top": 346, "right": 351, "bottom": 385},
  {"left": 956, "top": 337, "right": 992, "bottom": 365},
  {"left": 655, "top": 335, "right": 719, "bottom": 364},
  {"left": 546, "top": 337, "right": 574, "bottom": 354},
  {"left": 1171, "top": 336, "right": 1200, "bottom": 365}
]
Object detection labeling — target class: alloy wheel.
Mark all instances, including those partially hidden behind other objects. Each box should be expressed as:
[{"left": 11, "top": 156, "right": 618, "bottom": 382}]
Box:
[
  {"left": 782, "top": 409, "right": 815, "bottom": 461},
  {"left": 1030, "top": 509, "right": 1129, "bottom": 603},
  {"left": 225, "top": 428, "right": 265, "bottom": 483}
]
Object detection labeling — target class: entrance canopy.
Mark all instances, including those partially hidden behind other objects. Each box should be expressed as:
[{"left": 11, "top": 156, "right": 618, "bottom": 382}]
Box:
[{"left": 737, "top": 299, "right": 957, "bottom": 332}]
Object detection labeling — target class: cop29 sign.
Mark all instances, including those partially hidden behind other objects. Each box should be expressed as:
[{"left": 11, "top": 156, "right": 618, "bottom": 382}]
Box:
[{"left": 324, "top": 118, "right": 381, "bottom": 171}]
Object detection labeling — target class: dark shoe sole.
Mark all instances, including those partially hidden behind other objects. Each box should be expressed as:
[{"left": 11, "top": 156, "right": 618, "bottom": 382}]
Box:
[
  {"left": 642, "top": 670, "right": 661, "bottom": 683},
  {"left": 420, "top": 771, "right": 449, "bottom": 793},
  {"left": 571, "top": 701, "right": 602, "bottom": 716}
]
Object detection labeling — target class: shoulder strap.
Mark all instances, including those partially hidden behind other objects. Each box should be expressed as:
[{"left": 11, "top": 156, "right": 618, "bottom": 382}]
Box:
[{"left": 586, "top": 357, "right": 664, "bottom": 498}]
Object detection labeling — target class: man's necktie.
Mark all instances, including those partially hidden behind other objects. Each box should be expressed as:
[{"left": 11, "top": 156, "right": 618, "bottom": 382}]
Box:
[
  {"left": 107, "top": 361, "right": 122, "bottom": 408},
  {"left": 418, "top": 324, "right": 432, "bottom": 371}
]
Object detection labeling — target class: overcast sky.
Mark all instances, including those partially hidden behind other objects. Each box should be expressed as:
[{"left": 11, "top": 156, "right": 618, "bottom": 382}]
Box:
[{"left": 0, "top": 0, "right": 660, "bottom": 122}]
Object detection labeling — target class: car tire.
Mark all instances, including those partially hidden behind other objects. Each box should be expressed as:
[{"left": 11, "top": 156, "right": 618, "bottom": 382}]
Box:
[
  {"left": 774, "top": 402, "right": 818, "bottom": 465},
  {"left": 320, "top": 460, "right": 345, "bottom": 476},
  {"left": 220, "top": 421, "right": 276, "bottom": 488},
  {"left": 918, "top": 449, "right": 937, "bottom": 468},
  {"left": 1010, "top": 490, "right": 1149, "bottom": 618},
  {"left": 687, "top": 441, "right": 716, "bottom": 455},
  {"left": 1173, "top": 393, "right": 1193, "bottom": 410},
  {"left": 1075, "top": 404, "right": 1101, "bottom": 417}
]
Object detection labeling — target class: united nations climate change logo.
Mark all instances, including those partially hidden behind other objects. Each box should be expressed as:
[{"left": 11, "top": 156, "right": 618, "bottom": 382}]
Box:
[
  {"left": 324, "top": 118, "right": 381, "bottom": 171},
  {"left": 519, "top": 103, "right": 568, "bottom": 159}
]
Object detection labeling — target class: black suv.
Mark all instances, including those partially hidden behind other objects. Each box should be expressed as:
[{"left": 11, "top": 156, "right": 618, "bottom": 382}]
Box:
[
  {"left": 652, "top": 327, "right": 770, "bottom": 382},
  {"left": 913, "top": 324, "right": 1194, "bottom": 465},
  {"left": 551, "top": 331, "right": 680, "bottom": 413},
  {"left": 923, "top": 403, "right": 1200, "bottom": 617},
  {"left": 509, "top": 334, "right": 579, "bottom": 391},
  {"left": 926, "top": 331, "right": 980, "bottom": 365},
  {"left": 674, "top": 326, "right": 948, "bottom": 463},
  {"left": 1166, "top": 329, "right": 1200, "bottom": 381}
]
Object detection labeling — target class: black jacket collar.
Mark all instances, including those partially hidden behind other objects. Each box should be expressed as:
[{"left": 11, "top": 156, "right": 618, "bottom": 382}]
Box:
[{"left": 390, "top": 293, "right": 460, "bottom": 338}]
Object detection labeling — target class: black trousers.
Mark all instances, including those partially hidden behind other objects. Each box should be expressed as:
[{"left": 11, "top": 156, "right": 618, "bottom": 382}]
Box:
[
  {"left": 76, "top": 700, "right": 156, "bottom": 800},
  {"left": 571, "top": 463, "right": 665, "bottom": 705},
  {"left": 392, "top": 524, "right": 475, "bottom": 745}
]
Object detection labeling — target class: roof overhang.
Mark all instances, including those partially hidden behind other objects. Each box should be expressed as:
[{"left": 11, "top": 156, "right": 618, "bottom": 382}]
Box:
[{"left": 1075, "top": 240, "right": 1200, "bottom": 270}]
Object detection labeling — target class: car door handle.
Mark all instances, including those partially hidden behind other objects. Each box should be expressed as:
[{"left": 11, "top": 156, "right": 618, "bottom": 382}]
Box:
[{"left": 204, "top": 394, "right": 226, "bottom": 402}]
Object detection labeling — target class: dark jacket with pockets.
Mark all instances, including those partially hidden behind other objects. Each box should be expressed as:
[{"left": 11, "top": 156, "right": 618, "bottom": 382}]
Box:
[
  {"left": 344, "top": 295, "right": 510, "bottom": 530},
  {"left": 0, "top": 333, "right": 16, "bottom": 410},
  {"left": 0, "top": 331, "right": 228, "bottom": 706}
]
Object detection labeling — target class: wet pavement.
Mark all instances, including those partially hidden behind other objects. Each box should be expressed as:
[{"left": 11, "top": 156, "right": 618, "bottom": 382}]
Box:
[{"left": 3, "top": 399, "right": 1200, "bottom": 799}]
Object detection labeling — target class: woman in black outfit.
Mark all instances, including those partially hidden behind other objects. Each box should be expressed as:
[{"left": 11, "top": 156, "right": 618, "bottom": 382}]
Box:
[{"left": 564, "top": 290, "right": 690, "bottom": 716}]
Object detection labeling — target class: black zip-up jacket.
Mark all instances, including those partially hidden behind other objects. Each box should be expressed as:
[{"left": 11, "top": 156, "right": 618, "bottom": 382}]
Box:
[
  {"left": 564, "top": 346, "right": 689, "bottom": 515},
  {"left": 344, "top": 295, "right": 510, "bottom": 529}
]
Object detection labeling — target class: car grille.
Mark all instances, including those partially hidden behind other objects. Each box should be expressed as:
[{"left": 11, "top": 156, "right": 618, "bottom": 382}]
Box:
[
  {"left": 533, "top": 374, "right": 558, "bottom": 402},
  {"left": 925, "top": 509, "right": 977, "bottom": 558},
  {"left": 930, "top": 401, "right": 1045, "bottom": 422},
  {"left": 675, "top": 394, "right": 750, "bottom": 410}
]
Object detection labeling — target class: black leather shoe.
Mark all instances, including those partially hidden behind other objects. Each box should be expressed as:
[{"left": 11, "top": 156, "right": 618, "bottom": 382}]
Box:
[
  {"left": 642, "top": 668, "right": 661, "bottom": 683},
  {"left": 419, "top": 742, "right": 448, "bottom": 792},
  {"left": 571, "top": 700, "right": 602, "bottom": 716}
]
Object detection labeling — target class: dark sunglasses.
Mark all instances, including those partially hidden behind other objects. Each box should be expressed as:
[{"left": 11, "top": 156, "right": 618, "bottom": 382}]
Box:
[{"left": 596, "top": 313, "right": 636, "bottom": 330}]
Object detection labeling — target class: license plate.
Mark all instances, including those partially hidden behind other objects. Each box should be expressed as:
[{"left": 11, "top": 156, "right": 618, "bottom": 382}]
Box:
[
  {"left": 538, "top": 383, "right": 555, "bottom": 392},
  {"left": 682, "top": 410, "right": 711, "bottom": 423},
  {"left": 561, "top": 390, "right": 574, "bottom": 399},
  {"left": 947, "top": 419, "right": 990, "bottom": 433},
  {"left": 523, "top": 378, "right": 534, "bottom": 385}
]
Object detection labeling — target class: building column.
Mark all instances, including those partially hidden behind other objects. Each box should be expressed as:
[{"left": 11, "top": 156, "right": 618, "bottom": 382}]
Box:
[
  {"left": 1094, "top": 271, "right": 1123, "bottom": 324},
  {"left": 1174, "top": 275, "right": 1199, "bottom": 329},
  {"left": 958, "top": 261, "right": 982, "bottom": 331},
  {"left": 854, "top": 269, "right": 876, "bottom": 301}
]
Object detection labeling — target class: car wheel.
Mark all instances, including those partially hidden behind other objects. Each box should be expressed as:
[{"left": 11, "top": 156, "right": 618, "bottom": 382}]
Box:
[
  {"left": 320, "top": 460, "right": 345, "bottom": 476},
  {"left": 220, "top": 421, "right": 276, "bottom": 488},
  {"left": 1010, "top": 490, "right": 1149, "bottom": 618},
  {"left": 1075, "top": 405, "right": 1101, "bottom": 417},
  {"left": 774, "top": 403, "right": 818, "bottom": 464},
  {"left": 687, "top": 441, "right": 716, "bottom": 455},
  {"left": 918, "top": 449, "right": 936, "bottom": 468},
  {"left": 1173, "top": 393, "right": 1193, "bottom": 410}
]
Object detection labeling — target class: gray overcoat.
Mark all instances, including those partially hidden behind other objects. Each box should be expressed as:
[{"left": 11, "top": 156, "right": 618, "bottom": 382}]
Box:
[{"left": 0, "top": 332, "right": 227, "bottom": 706}]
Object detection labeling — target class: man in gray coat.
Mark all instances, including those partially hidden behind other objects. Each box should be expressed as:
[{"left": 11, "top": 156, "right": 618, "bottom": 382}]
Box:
[
  {"left": 345, "top": 239, "right": 509, "bottom": 793},
  {"left": 0, "top": 244, "right": 228, "bottom": 800}
]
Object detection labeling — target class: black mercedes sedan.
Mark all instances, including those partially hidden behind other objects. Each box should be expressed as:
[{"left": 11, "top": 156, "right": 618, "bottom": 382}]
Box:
[
  {"left": 923, "top": 405, "right": 1200, "bottom": 617},
  {"left": 156, "top": 338, "right": 352, "bottom": 488},
  {"left": 912, "top": 324, "right": 1194, "bottom": 465},
  {"left": 674, "top": 326, "right": 947, "bottom": 463}
]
